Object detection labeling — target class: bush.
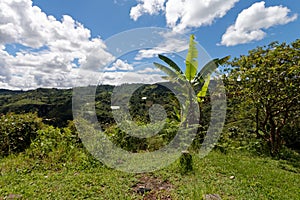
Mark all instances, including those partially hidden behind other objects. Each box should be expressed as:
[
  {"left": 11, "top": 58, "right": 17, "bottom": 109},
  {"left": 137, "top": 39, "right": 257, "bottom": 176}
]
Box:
[
  {"left": 179, "top": 151, "right": 193, "bottom": 174},
  {"left": 26, "top": 122, "right": 102, "bottom": 170},
  {"left": 104, "top": 120, "right": 180, "bottom": 152},
  {"left": 216, "top": 125, "right": 269, "bottom": 155},
  {"left": 28, "top": 126, "right": 79, "bottom": 160},
  {"left": 104, "top": 124, "right": 147, "bottom": 152},
  {"left": 0, "top": 112, "right": 42, "bottom": 157}
]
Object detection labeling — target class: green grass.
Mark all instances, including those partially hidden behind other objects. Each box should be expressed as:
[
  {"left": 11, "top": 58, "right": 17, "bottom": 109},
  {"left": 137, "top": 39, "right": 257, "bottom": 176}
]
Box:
[
  {"left": 166, "top": 151, "right": 300, "bottom": 199},
  {"left": 1, "top": 150, "right": 299, "bottom": 199}
]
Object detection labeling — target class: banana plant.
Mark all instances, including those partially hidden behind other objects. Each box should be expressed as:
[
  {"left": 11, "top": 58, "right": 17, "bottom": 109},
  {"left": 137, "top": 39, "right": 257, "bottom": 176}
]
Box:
[
  {"left": 153, "top": 34, "right": 229, "bottom": 173},
  {"left": 154, "top": 35, "right": 229, "bottom": 102},
  {"left": 153, "top": 34, "right": 230, "bottom": 120}
]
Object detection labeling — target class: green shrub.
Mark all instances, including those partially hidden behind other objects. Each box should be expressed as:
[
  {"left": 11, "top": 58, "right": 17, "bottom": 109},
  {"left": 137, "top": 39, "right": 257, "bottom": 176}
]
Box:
[
  {"left": 104, "top": 120, "right": 180, "bottom": 152},
  {"left": 179, "top": 151, "right": 193, "bottom": 174},
  {"left": 25, "top": 122, "right": 102, "bottom": 170},
  {"left": 216, "top": 125, "right": 269, "bottom": 155},
  {"left": 0, "top": 112, "right": 42, "bottom": 157},
  {"left": 105, "top": 124, "right": 147, "bottom": 152},
  {"left": 28, "top": 126, "right": 78, "bottom": 160}
]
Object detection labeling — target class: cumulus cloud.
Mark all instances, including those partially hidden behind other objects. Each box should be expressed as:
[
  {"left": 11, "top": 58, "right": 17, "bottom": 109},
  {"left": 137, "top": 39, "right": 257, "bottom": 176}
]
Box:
[
  {"left": 102, "top": 71, "right": 165, "bottom": 85},
  {"left": 105, "top": 59, "right": 134, "bottom": 71},
  {"left": 130, "top": 0, "right": 166, "bottom": 21},
  {"left": 220, "top": 1, "right": 298, "bottom": 46},
  {"left": 166, "top": 0, "right": 239, "bottom": 32},
  {"left": 0, "top": 0, "right": 114, "bottom": 90},
  {"left": 130, "top": 0, "right": 239, "bottom": 32},
  {"left": 135, "top": 31, "right": 189, "bottom": 60}
]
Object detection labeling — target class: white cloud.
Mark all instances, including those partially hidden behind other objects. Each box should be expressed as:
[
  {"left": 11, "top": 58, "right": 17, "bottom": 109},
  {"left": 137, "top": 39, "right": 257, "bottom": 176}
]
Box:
[
  {"left": 101, "top": 71, "right": 165, "bottom": 85},
  {"left": 166, "top": 0, "right": 239, "bottom": 32},
  {"left": 105, "top": 59, "right": 134, "bottom": 71},
  {"left": 0, "top": 0, "right": 114, "bottom": 90},
  {"left": 0, "top": 47, "right": 11, "bottom": 81},
  {"left": 102, "top": 63, "right": 164, "bottom": 86},
  {"left": 130, "top": 0, "right": 166, "bottom": 21},
  {"left": 130, "top": 0, "right": 239, "bottom": 32},
  {"left": 135, "top": 31, "right": 189, "bottom": 60},
  {"left": 137, "top": 67, "right": 161, "bottom": 73},
  {"left": 0, "top": 0, "right": 168, "bottom": 90},
  {"left": 220, "top": 1, "right": 298, "bottom": 46}
]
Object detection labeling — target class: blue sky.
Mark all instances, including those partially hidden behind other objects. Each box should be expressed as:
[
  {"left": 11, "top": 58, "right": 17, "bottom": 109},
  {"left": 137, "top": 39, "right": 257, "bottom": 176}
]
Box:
[{"left": 0, "top": 0, "right": 299, "bottom": 89}]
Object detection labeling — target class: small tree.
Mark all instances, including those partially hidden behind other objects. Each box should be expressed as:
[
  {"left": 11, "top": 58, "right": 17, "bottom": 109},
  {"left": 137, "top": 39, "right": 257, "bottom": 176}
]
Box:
[
  {"left": 154, "top": 35, "right": 229, "bottom": 124},
  {"left": 153, "top": 35, "right": 229, "bottom": 171},
  {"left": 225, "top": 40, "right": 300, "bottom": 155}
]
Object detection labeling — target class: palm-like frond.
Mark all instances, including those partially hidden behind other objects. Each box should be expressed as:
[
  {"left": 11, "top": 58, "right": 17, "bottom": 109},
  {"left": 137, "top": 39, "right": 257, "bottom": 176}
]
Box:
[
  {"left": 193, "top": 55, "right": 230, "bottom": 84},
  {"left": 158, "top": 54, "right": 183, "bottom": 75},
  {"left": 153, "top": 35, "right": 230, "bottom": 105},
  {"left": 153, "top": 62, "right": 185, "bottom": 82},
  {"left": 185, "top": 35, "right": 198, "bottom": 82},
  {"left": 193, "top": 59, "right": 218, "bottom": 85},
  {"left": 197, "top": 75, "right": 211, "bottom": 102}
]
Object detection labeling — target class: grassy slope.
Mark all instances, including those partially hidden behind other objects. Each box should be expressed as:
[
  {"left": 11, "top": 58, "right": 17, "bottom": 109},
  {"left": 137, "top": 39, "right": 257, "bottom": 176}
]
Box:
[{"left": 1, "top": 151, "right": 299, "bottom": 200}]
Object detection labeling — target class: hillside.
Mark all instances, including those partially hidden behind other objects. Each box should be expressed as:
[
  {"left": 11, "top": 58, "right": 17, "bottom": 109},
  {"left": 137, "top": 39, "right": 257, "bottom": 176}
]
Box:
[{"left": 0, "top": 83, "right": 184, "bottom": 127}]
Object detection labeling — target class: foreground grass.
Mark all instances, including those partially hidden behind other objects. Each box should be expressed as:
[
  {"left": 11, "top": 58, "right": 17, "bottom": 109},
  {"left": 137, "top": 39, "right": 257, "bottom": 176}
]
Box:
[{"left": 1, "top": 150, "right": 299, "bottom": 199}]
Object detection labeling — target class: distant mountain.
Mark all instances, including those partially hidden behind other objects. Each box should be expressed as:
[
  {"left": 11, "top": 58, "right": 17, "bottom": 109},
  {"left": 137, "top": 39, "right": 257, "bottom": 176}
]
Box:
[
  {"left": 0, "top": 88, "right": 73, "bottom": 127},
  {"left": 0, "top": 89, "right": 23, "bottom": 95},
  {"left": 0, "top": 83, "right": 180, "bottom": 127}
]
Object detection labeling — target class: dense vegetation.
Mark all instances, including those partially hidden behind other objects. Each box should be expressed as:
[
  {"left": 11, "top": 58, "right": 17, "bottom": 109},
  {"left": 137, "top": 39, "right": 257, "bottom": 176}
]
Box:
[
  {"left": 0, "top": 38, "right": 299, "bottom": 199},
  {"left": 0, "top": 88, "right": 73, "bottom": 127},
  {"left": 223, "top": 39, "right": 300, "bottom": 156}
]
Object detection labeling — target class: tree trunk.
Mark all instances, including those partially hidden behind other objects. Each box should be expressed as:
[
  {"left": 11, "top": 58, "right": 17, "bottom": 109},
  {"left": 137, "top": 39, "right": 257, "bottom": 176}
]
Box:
[
  {"left": 269, "top": 115, "right": 281, "bottom": 156},
  {"left": 255, "top": 106, "right": 260, "bottom": 138}
]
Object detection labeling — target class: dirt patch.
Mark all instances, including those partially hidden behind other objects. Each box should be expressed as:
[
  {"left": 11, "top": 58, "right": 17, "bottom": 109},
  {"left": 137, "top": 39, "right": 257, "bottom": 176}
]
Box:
[{"left": 132, "top": 174, "right": 174, "bottom": 200}]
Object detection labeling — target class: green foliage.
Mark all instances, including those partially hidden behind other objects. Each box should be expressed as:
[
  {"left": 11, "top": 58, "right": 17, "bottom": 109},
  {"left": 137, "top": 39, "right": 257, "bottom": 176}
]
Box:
[
  {"left": 0, "top": 112, "right": 42, "bottom": 157},
  {"left": 153, "top": 35, "right": 229, "bottom": 104},
  {"left": 217, "top": 124, "right": 269, "bottom": 155},
  {"left": 105, "top": 120, "right": 179, "bottom": 152},
  {"left": 197, "top": 74, "right": 210, "bottom": 102},
  {"left": 179, "top": 151, "right": 193, "bottom": 174},
  {"left": 153, "top": 62, "right": 183, "bottom": 81},
  {"left": 105, "top": 124, "right": 147, "bottom": 152},
  {"left": 153, "top": 34, "right": 229, "bottom": 173},
  {"left": 0, "top": 84, "right": 181, "bottom": 129},
  {"left": 185, "top": 34, "right": 198, "bottom": 82},
  {"left": 225, "top": 39, "right": 300, "bottom": 155},
  {"left": 26, "top": 123, "right": 102, "bottom": 170},
  {"left": 158, "top": 54, "right": 183, "bottom": 75},
  {"left": 28, "top": 126, "right": 79, "bottom": 160},
  {"left": 128, "top": 84, "right": 180, "bottom": 124},
  {"left": 0, "top": 88, "right": 73, "bottom": 127}
]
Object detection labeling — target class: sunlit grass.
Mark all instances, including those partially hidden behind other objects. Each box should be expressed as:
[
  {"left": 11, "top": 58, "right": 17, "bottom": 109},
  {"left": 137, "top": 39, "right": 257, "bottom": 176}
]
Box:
[{"left": 1, "top": 150, "right": 299, "bottom": 199}]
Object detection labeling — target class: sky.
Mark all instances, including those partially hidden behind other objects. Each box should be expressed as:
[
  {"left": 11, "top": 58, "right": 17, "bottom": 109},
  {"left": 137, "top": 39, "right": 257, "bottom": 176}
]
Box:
[{"left": 0, "top": 0, "right": 299, "bottom": 90}]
